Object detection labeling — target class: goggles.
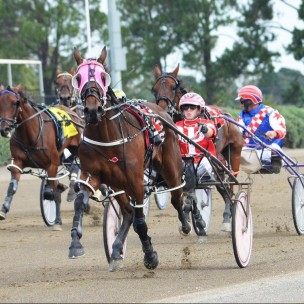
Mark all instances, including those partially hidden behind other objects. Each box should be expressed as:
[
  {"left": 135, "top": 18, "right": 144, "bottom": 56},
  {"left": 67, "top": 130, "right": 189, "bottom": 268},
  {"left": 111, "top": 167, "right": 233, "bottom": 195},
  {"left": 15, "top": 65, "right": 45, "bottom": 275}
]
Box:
[{"left": 180, "top": 104, "right": 199, "bottom": 111}]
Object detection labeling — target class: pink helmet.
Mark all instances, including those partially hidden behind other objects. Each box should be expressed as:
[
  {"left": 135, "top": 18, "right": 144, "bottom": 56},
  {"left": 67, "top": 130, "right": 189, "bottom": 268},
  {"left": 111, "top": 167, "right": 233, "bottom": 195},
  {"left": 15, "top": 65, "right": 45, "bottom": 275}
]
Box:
[
  {"left": 179, "top": 92, "right": 205, "bottom": 110},
  {"left": 236, "top": 85, "right": 263, "bottom": 104}
]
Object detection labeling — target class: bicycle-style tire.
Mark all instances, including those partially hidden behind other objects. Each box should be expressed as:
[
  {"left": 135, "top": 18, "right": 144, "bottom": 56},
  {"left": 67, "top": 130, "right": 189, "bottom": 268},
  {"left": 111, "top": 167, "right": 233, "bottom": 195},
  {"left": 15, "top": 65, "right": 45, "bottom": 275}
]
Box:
[
  {"left": 103, "top": 199, "right": 127, "bottom": 263},
  {"left": 154, "top": 187, "right": 169, "bottom": 210},
  {"left": 40, "top": 177, "right": 56, "bottom": 226},
  {"left": 292, "top": 176, "right": 304, "bottom": 235},
  {"left": 231, "top": 191, "right": 253, "bottom": 268}
]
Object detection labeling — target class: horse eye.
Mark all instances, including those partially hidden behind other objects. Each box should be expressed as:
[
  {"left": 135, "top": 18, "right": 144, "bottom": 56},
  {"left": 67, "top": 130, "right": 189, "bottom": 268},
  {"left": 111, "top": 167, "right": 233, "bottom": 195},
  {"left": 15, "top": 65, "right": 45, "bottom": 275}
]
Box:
[{"left": 76, "top": 74, "right": 81, "bottom": 85}]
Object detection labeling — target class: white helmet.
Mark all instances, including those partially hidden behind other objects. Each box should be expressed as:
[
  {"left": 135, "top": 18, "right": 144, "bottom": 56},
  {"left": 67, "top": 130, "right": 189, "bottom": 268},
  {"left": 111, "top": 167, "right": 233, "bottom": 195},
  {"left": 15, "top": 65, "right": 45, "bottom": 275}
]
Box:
[{"left": 179, "top": 92, "right": 205, "bottom": 110}]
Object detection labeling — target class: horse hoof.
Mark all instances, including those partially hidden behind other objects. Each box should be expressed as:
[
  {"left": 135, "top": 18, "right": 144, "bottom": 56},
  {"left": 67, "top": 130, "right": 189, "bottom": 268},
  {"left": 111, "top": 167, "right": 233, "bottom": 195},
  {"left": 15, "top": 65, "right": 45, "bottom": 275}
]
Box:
[
  {"left": 221, "top": 222, "right": 231, "bottom": 232},
  {"left": 196, "top": 227, "right": 207, "bottom": 236},
  {"left": 52, "top": 224, "right": 63, "bottom": 231},
  {"left": 144, "top": 251, "right": 159, "bottom": 270},
  {"left": 0, "top": 211, "right": 6, "bottom": 220},
  {"left": 108, "top": 258, "right": 124, "bottom": 272},
  {"left": 178, "top": 222, "right": 192, "bottom": 236},
  {"left": 69, "top": 245, "right": 84, "bottom": 259},
  {"left": 66, "top": 191, "right": 77, "bottom": 202}
]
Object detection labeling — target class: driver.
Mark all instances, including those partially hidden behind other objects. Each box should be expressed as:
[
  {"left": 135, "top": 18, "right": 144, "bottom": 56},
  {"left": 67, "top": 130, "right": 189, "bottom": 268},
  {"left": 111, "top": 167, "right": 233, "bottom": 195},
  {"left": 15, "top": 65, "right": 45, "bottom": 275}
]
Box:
[
  {"left": 175, "top": 92, "right": 217, "bottom": 236},
  {"left": 236, "top": 85, "right": 287, "bottom": 173},
  {"left": 176, "top": 92, "right": 217, "bottom": 183}
]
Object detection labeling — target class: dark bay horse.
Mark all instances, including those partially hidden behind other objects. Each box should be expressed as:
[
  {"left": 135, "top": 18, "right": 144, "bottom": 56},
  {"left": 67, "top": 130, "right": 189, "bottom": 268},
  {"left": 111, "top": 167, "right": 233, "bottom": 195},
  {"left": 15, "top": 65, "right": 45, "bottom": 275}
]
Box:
[
  {"left": 152, "top": 64, "right": 243, "bottom": 232},
  {"left": 0, "top": 85, "right": 83, "bottom": 230},
  {"left": 68, "top": 46, "right": 191, "bottom": 271},
  {"left": 55, "top": 68, "right": 84, "bottom": 201}
]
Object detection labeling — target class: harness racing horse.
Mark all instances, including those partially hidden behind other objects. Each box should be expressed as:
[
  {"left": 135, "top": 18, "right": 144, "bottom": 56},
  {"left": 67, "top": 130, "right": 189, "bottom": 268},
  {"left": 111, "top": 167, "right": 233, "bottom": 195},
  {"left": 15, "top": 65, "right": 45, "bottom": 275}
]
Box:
[
  {"left": 152, "top": 64, "right": 244, "bottom": 231},
  {"left": 55, "top": 68, "right": 84, "bottom": 202},
  {"left": 68, "top": 46, "right": 191, "bottom": 271},
  {"left": 0, "top": 85, "right": 83, "bottom": 230},
  {"left": 55, "top": 68, "right": 77, "bottom": 107}
]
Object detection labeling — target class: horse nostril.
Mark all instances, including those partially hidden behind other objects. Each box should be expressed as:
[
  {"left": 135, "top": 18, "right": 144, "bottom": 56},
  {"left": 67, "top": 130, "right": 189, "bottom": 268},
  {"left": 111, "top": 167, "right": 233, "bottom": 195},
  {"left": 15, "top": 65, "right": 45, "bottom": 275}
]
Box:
[
  {"left": 84, "top": 107, "right": 89, "bottom": 114},
  {"left": 97, "top": 106, "right": 102, "bottom": 113}
]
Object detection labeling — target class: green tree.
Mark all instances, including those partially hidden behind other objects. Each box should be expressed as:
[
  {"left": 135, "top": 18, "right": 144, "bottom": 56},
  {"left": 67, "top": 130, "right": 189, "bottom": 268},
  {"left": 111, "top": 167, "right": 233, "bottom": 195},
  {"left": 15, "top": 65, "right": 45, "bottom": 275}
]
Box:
[
  {"left": 173, "top": 0, "right": 238, "bottom": 104},
  {"left": 118, "top": 0, "right": 283, "bottom": 105},
  {"left": 217, "top": 0, "right": 280, "bottom": 106},
  {"left": 0, "top": 0, "right": 107, "bottom": 103},
  {"left": 287, "top": 0, "right": 304, "bottom": 62},
  {"left": 118, "top": 0, "right": 185, "bottom": 98}
]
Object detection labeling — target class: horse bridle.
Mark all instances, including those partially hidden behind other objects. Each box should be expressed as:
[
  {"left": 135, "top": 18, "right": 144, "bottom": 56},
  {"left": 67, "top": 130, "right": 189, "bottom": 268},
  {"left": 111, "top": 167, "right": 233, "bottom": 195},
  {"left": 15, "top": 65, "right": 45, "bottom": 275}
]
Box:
[
  {"left": 79, "top": 63, "right": 109, "bottom": 116},
  {"left": 0, "top": 89, "right": 21, "bottom": 128},
  {"left": 56, "top": 73, "right": 75, "bottom": 106},
  {"left": 152, "top": 74, "right": 183, "bottom": 114}
]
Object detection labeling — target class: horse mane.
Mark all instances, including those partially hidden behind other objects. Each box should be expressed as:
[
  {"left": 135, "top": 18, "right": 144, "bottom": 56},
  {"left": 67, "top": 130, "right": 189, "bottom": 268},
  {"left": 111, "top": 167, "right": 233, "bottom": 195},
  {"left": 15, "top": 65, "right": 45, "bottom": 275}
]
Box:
[
  {"left": 216, "top": 106, "right": 232, "bottom": 117},
  {"left": 107, "top": 86, "right": 121, "bottom": 105},
  {"left": 11, "top": 84, "right": 36, "bottom": 105},
  {"left": 176, "top": 76, "right": 188, "bottom": 95}
]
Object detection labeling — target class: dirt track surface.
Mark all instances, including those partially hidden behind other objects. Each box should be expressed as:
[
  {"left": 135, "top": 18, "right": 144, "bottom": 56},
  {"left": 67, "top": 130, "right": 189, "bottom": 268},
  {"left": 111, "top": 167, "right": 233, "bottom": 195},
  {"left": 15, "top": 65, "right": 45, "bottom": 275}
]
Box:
[{"left": 1, "top": 148, "right": 304, "bottom": 303}]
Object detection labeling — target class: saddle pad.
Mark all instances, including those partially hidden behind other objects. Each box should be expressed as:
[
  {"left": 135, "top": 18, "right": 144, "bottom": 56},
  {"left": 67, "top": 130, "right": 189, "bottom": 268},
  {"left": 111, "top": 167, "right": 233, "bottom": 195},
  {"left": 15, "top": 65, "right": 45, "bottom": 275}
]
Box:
[{"left": 48, "top": 107, "right": 78, "bottom": 138}]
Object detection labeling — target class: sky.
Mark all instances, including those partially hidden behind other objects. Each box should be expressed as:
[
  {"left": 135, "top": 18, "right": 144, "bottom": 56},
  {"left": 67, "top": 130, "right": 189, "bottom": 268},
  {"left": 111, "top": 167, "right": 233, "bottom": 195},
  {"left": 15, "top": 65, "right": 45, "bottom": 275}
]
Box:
[{"left": 99, "top": 0, "right": 303, "bottom": 75}]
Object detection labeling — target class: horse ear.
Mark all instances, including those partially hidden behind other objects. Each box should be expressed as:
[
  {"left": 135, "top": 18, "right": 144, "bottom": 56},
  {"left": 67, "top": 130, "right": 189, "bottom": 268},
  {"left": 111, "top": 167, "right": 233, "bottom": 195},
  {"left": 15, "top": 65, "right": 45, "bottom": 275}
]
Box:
[
  {"left": 70, "top": 66, "right": 76, "bottom": 75},
  {"left": 73, "top": 47, "right": 83, "bottom": 65},
  {"left": 98, "top": 46, "right": 107, "bottom": 65},
  {"left": 172, "top": 64, "right": 179, "bottom": 78},
  {"left": 75, "top": 74, "right": 81, "bottom": 87},
  {"left": 154, "top": 64, "right": 162, "bottom": 79},
  {"left": 181, "top": 88, "right": 188, "bottom": 95},
  {"left": 56, "top": 68, "right": 61, "bottom": 75},
  {"left": 16, "top": 84, "right": 23, "bottom": 92}
]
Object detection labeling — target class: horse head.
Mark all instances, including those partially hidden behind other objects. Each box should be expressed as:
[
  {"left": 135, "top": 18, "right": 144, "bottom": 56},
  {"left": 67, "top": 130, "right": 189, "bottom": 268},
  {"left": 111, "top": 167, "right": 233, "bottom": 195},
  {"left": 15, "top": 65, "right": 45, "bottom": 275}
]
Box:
[
  {"left": 0, "top": 84, "right": 26, "bottom": 138},
  {"left": 151, "top": 64, "right": 187, "bottom": 114},
  {"left": 55, "top": 67, "right": 76, "bottom": 107},
  {"left": 72, "top": 46, "right": 111, "bottom": 124}
]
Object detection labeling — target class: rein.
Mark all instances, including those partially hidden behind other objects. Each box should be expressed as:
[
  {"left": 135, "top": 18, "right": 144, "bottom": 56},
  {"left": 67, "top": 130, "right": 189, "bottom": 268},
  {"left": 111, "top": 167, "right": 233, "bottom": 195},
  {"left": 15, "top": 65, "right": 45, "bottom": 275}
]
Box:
[{"left": 82, "top": 102, "right": 147, "bottom": 147}]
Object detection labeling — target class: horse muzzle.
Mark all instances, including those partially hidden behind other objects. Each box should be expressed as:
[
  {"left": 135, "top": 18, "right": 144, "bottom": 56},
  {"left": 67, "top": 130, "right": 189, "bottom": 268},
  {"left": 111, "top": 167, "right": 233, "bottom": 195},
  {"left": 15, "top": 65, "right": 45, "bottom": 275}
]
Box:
[
  {"left": 60, "top": 96, "right": 72, "bottom": 107},
  {"left": 0, "top": 125, "right": 12, "bottom": 138},
  {"left": 84, "top": 106, "right": 103, "bottom": 124}
]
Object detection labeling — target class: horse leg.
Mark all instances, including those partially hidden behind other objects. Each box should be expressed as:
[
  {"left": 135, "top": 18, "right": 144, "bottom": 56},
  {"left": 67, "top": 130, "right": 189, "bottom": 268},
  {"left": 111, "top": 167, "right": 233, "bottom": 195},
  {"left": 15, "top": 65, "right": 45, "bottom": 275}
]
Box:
[
  {"left": 171, "top": 189, "right": 192, "bottom": 235},
  {"left": 133, "top": 209, "right": 159, "bottom": 270},
  {"left": 67, "top": 161, "right": 78, "bottom": 202},
  {"left": 52, "top": 188, "right": 63, "bottom": 231},
  {"left": 216, "top": 184, "right": 233, "bottom": 232},
  {"left": 0, "top": 177, "right": 19, "bottom": 220},
  {"left": 108, "top": 196, "right": 133, "bottom": 272},
  {"left": 68, "top": 189, "right": 89, "bottom": 258}
]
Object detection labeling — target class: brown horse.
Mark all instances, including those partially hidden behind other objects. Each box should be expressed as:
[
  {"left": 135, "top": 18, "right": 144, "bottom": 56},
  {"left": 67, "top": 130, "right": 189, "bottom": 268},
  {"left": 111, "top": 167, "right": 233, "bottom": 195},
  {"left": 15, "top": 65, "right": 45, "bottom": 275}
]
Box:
[
  {"left": 54, "top": 68, "right": 76, "bottom": 107},
  {"left": 55, "top": 68, "right": 84, "bottom": 201},
  {"left": 152, "top": 64, "right": 243, "bottom": 231},
  {"left": 68, "top": 46, "right": 191, "bottom": 271},
  {"left": 0, "top": 85, "right": 83, "bottom": 230}
]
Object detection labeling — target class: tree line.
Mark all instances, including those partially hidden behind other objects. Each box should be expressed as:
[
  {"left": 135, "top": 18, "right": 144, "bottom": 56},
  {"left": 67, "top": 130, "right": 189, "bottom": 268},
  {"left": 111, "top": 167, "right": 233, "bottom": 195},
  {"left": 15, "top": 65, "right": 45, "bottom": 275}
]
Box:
[{"left": 0, "top": 0, "right": 303, "bottom": 107}]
